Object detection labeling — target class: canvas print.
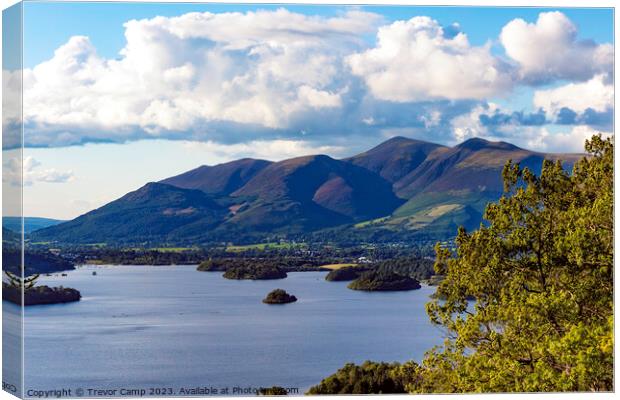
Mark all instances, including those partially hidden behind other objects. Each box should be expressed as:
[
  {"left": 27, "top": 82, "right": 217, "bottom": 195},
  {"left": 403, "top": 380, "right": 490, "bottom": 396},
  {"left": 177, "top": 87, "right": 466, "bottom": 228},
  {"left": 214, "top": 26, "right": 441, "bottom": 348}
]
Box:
[{"left": 1, "top": 1, "right": 614, "bottom": 398}]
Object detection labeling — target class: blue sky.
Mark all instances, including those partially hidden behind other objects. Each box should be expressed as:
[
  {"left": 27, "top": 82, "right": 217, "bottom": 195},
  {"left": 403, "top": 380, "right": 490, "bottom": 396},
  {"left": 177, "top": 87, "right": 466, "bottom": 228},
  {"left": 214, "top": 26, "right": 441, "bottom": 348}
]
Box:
[
  {"left": 23, "top": 3, "right": 613, "bottom": 68},
  {"left": 3, "top": 3, "right": 614, "bottom": 219}
]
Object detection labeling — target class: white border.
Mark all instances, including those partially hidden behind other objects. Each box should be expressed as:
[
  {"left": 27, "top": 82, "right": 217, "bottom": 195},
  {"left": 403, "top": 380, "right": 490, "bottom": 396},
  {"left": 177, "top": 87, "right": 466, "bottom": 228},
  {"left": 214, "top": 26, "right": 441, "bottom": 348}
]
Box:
[{"left": 0, "top": 1, "right": 617, "bottom": 400}]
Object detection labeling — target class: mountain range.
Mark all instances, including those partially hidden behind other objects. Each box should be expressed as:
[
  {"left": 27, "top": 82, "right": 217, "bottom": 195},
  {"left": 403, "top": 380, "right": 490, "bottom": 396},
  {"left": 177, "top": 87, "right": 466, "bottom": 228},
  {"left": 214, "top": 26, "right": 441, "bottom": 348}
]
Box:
[{"left": 33, "top": 137, "right": 582, "bottom": 245}]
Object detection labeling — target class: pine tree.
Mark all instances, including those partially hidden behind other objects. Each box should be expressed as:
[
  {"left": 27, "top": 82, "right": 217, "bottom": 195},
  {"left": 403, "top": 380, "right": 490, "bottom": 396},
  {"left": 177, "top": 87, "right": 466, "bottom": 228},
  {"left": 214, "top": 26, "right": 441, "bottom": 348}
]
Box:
[{"left": 412, "top": 135, "right": 613, "bottom": 392}]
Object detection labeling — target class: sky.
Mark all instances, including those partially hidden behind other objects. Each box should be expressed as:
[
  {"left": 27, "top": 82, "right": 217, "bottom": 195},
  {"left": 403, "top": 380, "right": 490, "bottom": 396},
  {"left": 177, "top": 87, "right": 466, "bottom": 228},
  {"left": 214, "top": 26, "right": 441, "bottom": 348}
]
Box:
[{"left": 1, "top": 3, "right": 614, "bottom": 219}]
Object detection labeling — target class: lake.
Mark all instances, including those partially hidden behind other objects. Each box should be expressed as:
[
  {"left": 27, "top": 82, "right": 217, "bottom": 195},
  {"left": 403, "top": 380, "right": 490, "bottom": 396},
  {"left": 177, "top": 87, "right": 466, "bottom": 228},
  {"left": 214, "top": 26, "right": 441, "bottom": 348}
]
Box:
[{"left": 5, "top": 265, "right": 445, "bottom": 396}]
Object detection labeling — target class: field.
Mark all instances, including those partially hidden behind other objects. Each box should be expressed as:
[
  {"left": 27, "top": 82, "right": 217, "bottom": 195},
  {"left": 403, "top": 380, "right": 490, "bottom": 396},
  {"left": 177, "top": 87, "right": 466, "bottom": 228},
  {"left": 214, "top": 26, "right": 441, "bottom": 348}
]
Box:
[
  {"left": 225, "top": 242, "right": 305, "bottom": 252},
  {"left": 150, "top": 247, "right": 199, "bottom": 253},
  {"left": 319, "top": 263, "right": 359, "bottom": 270},
  {"left": 354, "top": 216, "right": 390, "bottom": 228}
]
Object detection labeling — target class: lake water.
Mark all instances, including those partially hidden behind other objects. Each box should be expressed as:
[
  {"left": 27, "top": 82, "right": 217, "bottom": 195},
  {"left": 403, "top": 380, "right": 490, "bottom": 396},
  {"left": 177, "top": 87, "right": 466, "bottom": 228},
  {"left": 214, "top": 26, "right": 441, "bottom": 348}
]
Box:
[{"left": 5, "top": 265, "right": 445, "bottom": 397}]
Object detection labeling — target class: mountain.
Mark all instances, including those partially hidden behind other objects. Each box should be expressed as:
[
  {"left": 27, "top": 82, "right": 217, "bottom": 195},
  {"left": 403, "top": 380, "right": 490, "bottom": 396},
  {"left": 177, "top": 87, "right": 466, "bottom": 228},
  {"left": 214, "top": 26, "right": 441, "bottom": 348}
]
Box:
[
  {"left": 226, "top": 154, "right": 404, "bottom": 232},
  {"left": 3, "top": 217, "right": 65, "bottom": 233},
  {"left": 363, "top": 138, "right": 582, "bottom": 235},
  {"left": 34, "top": 137, "right": 583, "bottom": 245},
  {"left": 346, "top": 136, "right": 445, "bottom": 183},
  {"left": 160, "top": 158, "right": 271, "bottom": 195},
  {"left": 394, "top": 138, "right": 562, "bottom": 197}
]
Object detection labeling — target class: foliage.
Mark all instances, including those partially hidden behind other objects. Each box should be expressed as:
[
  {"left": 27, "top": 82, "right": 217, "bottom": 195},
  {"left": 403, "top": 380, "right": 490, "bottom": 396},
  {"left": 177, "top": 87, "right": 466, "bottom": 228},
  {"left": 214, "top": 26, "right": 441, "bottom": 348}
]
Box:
[
  {"left": 257, "top": 386, "right": 288, "bottom": 396},
  {"left": 222, "top": 265, "right": 287, "bottom": 280},
  {"left": 371, "top": 256, "right": 435, "bottom": 281},
  {"left": 307, "top": 361, "right": 420, "bottom": 394},
  {"left": 2, "top": 248, "right": 74, "bottom": 275},
  {"left": 197, "top": 257, "right": 324, "bottom": 272},
  {"left": 348, "top": 270, "right": 421, "bottom": 291},
  {"left": 88, "top": 249, "right": 212, "bottom": 266},
  {"left": 4, "top": 271, "right": 39, "bottom": 289},
  {"left": 414, "top": 135, "right": 613, "bottom": 392},
  {"left": 325, "top": 266, "right": 367, "bottom": 281},
  {"left": 324, "top": 257, "right": 434, "bottom": 282}
]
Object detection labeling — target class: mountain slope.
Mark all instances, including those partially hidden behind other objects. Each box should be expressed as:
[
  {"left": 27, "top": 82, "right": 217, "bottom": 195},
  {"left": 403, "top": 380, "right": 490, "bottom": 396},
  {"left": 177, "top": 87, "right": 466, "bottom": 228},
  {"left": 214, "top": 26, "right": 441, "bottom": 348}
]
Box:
[
  {"left": 233, "top": 154, "right": 403, "bottom": 216},
  {"left": 160, "top": 158, "right": 271, "bottom": 195},
  {"left": 348, "top": 137, "right": 581, "bottom": 238},
  {"left": 395, "top": 138, "right": 580, "bottom": 198},
  {"left": 390, "top": 138, "right": 582, "bottom": 224},
  {"left": 34, "top": 183, "right": 228, "bottom": 244},
  {"left": 228, "top": 154, "right": 405, "bottom": 231}
]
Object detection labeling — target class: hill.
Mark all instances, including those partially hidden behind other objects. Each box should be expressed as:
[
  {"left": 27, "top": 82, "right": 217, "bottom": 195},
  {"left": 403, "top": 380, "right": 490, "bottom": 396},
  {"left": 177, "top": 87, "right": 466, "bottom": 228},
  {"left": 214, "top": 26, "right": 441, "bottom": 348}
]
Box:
[{"left": 34, "top": 182, "right": 228, "bottom": 244}]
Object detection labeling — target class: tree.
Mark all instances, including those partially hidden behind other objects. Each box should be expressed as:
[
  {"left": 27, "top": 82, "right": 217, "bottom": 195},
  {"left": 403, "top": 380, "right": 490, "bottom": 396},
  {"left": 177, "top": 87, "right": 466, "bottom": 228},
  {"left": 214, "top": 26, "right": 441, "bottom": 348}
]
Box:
[
  {"left": 4, "top": 271, "right": 40, "bottom": 290},
  {"left": 307, "top": 361, "right": 420, "bottom": 394},
  {"left": 414, "top": 135, "right": 613, "bottom": 393}
]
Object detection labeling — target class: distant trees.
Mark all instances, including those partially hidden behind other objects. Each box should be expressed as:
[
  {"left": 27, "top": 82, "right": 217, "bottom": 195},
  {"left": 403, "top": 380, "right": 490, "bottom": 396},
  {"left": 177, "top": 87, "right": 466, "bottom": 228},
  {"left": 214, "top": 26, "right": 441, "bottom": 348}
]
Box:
[
  {"left": 413, "top": 135, "right": 613, "bottom": 392},
  {"left": 324, "top": 257, "right": 435, "bottom": 282},
  {"left": 307, "top": 361, "right": 420, "bottom": 394},
  {"left": 370, "top": 256, "right": 435, "bottom": 281},
  {"left": 325, "top": 266, "right": 366, "bottom": 281},
  {"left": 222, "top": 265, "right": 287, "bottom": 280},
  {"left": 91, "top": 249, "right": 210, "bottom": 265},
  {"left": 197, "top": 257, "right": 323, "bottom": 272},
  {"left": 2, "top": 249, "right": 74, "bottom": 275},
  {"left": 348, "top": 270, "right": 421, "bottom": 291}
]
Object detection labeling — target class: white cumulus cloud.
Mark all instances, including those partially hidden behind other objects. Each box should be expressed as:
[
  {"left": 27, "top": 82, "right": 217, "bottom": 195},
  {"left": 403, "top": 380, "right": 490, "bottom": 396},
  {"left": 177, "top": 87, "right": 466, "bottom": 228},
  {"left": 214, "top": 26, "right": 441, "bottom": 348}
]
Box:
[
  {"left": 347, "top": 16, "right": 514, "bottom": 102},
  {"left": 529, "top": 125, "right": 613, "bottom": 153},
  {"left": 182, "top": 139, "right": 347, "bottom": 161},
  {"left": 10, "top": 9, "right": 614, "bottom": 153},
  {"left": 500, "top": 11, "right": 613, "bottom": 83},
  {"left": 21, "top": 9, "right": 382, "bottom": 146},
  {"left": 533, "top": 74, "right": 613, "bottom": 116},
  {"left": 3, "top": 156, "right": 75, "bottom": 187}
]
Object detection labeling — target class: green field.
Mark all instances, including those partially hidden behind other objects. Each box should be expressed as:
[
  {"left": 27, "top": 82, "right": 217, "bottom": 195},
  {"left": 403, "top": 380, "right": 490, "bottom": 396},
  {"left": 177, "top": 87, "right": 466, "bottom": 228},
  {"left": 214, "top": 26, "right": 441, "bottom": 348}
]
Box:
[
  {"left": 150, "top": 247, "right": 200, "bottom": 252},
  {"left": 125, "top": 247, "right": 199, "bottom": 253},
  {"left": 388, "top": 204, "right": 463, "bottom": 230},
  {"left": 354, "top": 216, "right": 390, "bottom": 228},
  {"left": 225, "top": 242, "right": 304, "bottom": 252}
]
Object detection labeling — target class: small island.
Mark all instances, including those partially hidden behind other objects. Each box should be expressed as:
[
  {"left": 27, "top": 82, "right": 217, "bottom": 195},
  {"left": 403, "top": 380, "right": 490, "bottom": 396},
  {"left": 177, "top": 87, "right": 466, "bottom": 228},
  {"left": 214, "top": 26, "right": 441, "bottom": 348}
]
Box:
[
  {"left": 197, "top": 259, "right": 226, "bottom": 271},
  {"left": 262, "top": 289, "right": 297, "bottom": 304},
  {"left": 348, "top": 271, "right": 421, "bottom": 291},
  {"left": 2, "top": 271, "right": 81, "bottom": 306},
  {"left": 325, "top": 266, "right": 367, "bottom": 281},
  {"left": 223, "top": 265, "right": 287, "bottom": 280},
  {"left": 3, "top": 282, "right": 81, "bottom": 305}
]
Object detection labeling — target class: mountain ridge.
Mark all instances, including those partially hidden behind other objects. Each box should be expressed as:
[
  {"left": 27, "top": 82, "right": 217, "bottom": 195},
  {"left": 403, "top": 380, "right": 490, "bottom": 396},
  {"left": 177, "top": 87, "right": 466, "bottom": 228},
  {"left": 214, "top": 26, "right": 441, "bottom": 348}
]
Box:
[
  {"left": 160, "top": 158, "right": 272, "bottom": 195},
  {"left": 33, "top": 136, "right": 583, "bottom": 245}
]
